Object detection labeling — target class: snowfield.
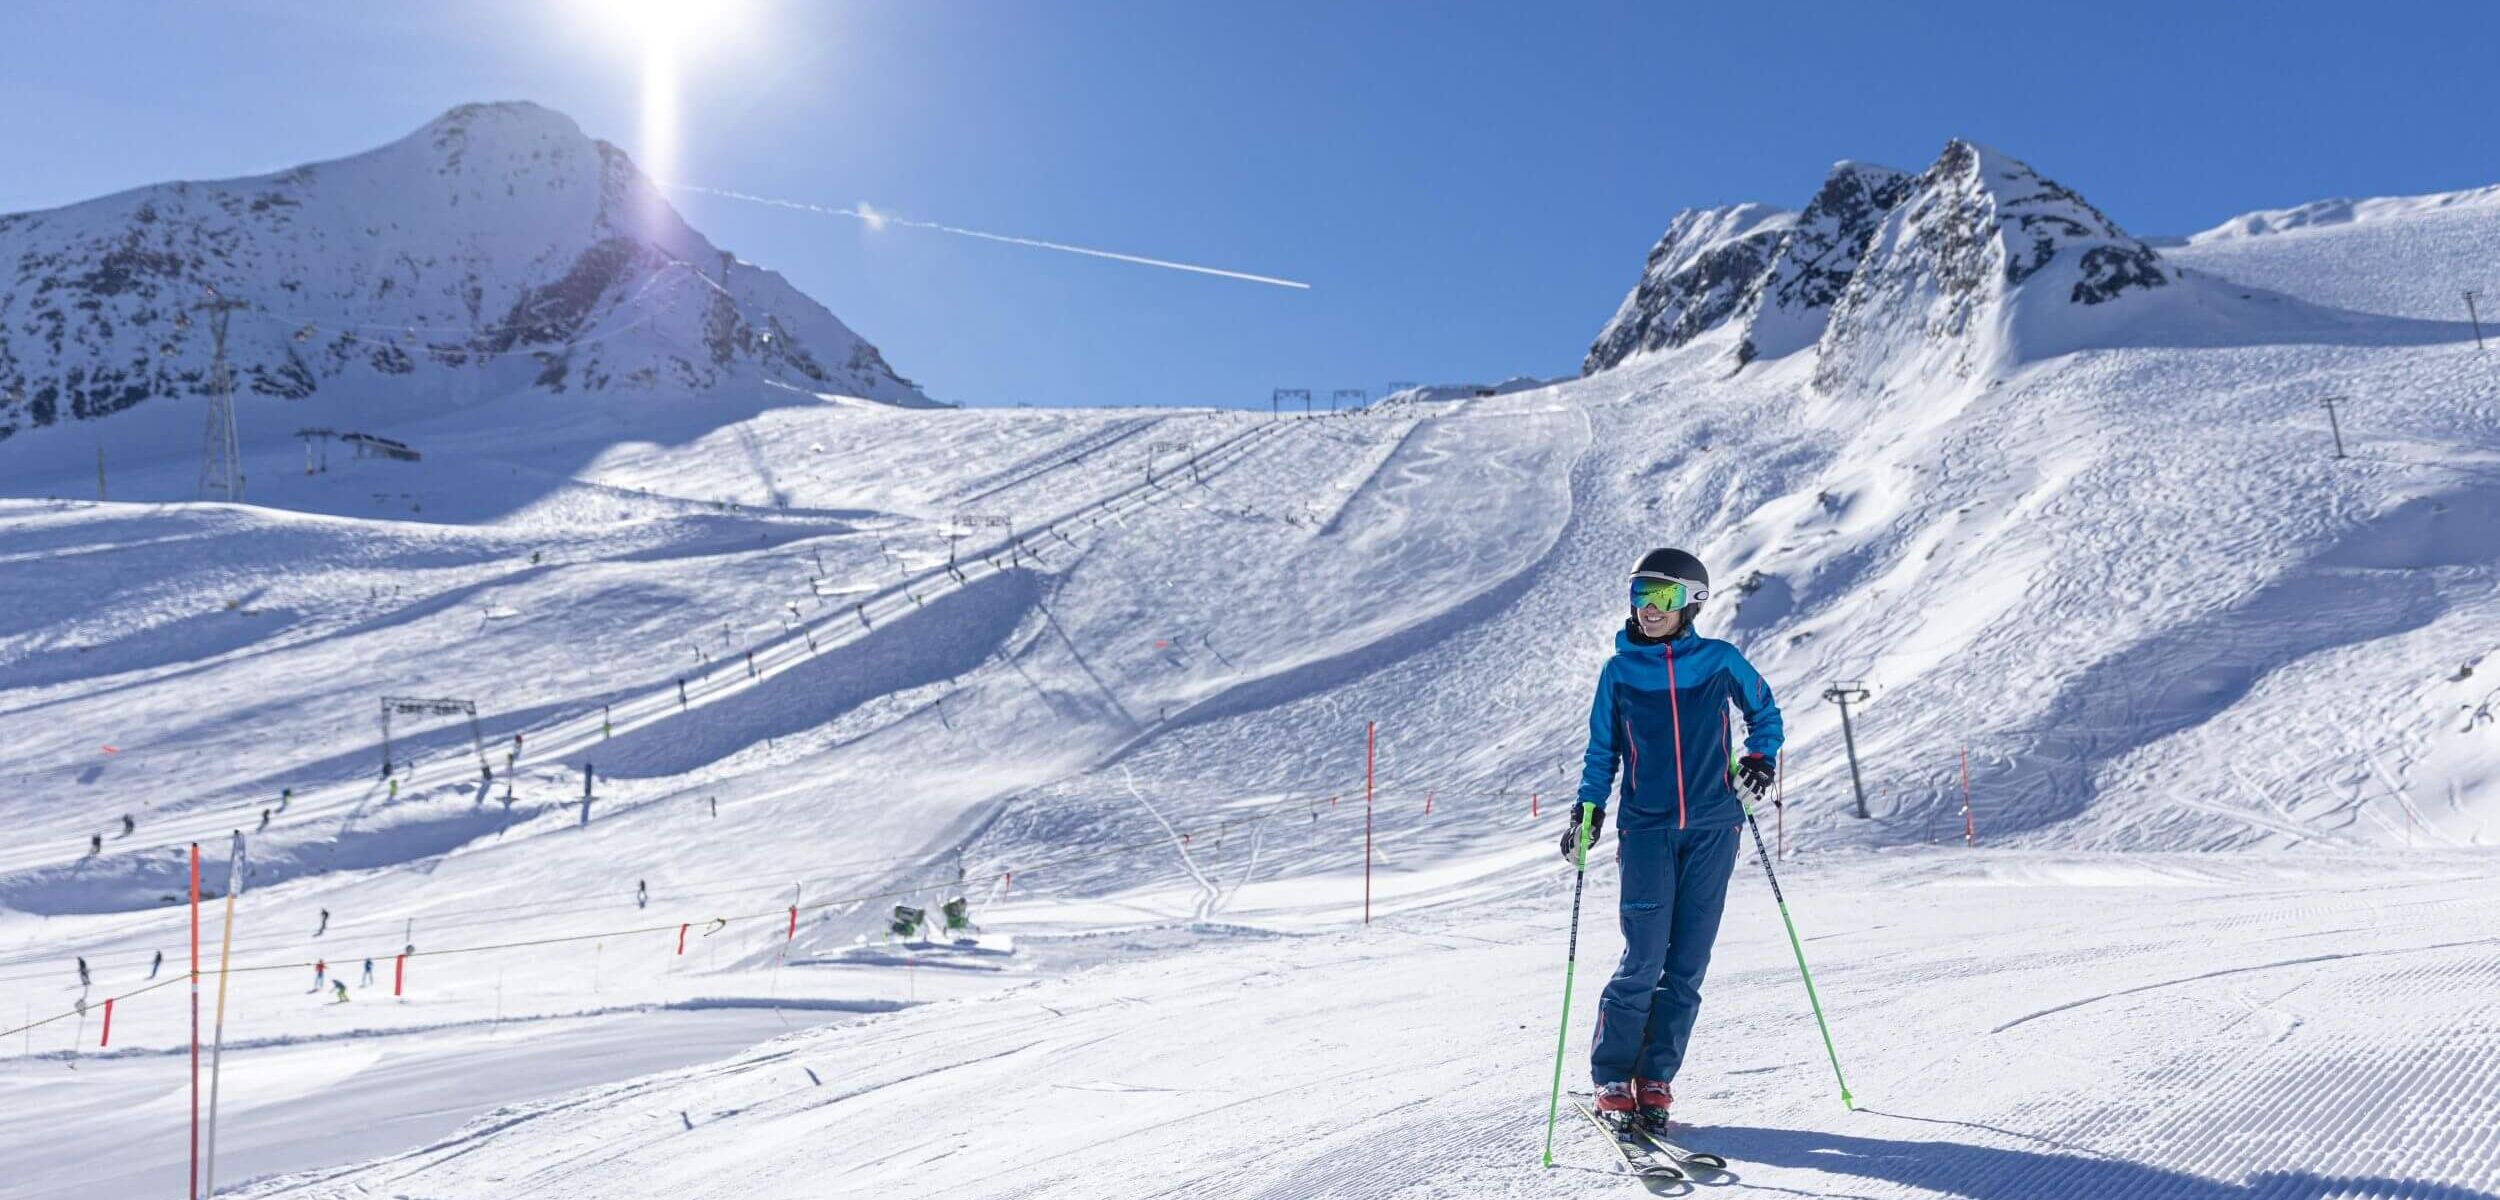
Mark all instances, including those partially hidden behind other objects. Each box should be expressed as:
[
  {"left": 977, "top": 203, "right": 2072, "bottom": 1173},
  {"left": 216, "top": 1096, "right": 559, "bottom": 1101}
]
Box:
[
  {"left": 5, "top": 147, "right": 2500, "bottom": 1198},
  {"left": 225, "top": 850, "right": 2500, "bottom": 1200}
]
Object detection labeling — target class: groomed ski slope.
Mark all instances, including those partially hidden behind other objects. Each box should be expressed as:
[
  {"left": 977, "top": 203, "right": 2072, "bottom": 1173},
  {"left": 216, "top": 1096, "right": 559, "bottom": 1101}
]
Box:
[
  {"left": 3, "top": 191, "right": 2498, "bottom": 1197},
  {"left": 227, "top": 850, "right": 2500, "bottom": 1200}
]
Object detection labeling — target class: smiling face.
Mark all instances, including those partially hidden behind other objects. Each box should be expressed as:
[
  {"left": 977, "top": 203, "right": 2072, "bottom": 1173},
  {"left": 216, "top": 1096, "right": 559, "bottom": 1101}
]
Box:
[{"left": 1634, "top": 602, "right": 1683, "bottom": 639}]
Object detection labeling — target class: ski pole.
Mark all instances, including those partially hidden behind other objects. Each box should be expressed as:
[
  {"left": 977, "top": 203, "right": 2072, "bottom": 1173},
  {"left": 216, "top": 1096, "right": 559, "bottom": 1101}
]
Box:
[
  {"left": 1741, "top": 791, "right": 1854, "bottom": 1110},
  {"left": 1540, "top": 802, "right": 1599, "bottom": 1167}
]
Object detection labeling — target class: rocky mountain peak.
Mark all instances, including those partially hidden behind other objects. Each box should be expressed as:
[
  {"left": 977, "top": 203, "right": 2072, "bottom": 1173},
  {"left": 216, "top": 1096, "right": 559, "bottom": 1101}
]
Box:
[
  {"left": 1812, "top": 139, "right": 2176, "bottom": 391},
  {"left": 1734, "top": 160, "right": 1914, "bottom": 366},
  {"left": 1581, "top": 203, "right": 1793, "bottom": 374},
  {"left": 1584, "top": 140, "right": 2199, "bottom": 391},
  {"left": 0, "top": 102, "right": 934, "bottom": 443}
]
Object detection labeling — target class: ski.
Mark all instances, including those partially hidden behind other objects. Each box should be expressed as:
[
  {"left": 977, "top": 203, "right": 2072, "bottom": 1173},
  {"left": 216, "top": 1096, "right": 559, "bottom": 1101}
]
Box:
[
  {"left": 1569, "top": 1097, "right": 1684, "bottom": 1180},
  {"left": 1628, "top": 1123, "right": 1729, "bottom": 1172}
]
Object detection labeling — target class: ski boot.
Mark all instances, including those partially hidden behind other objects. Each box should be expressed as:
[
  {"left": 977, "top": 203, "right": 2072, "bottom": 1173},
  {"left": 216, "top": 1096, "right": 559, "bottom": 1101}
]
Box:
[
  {"left": 1634, "top": 1079, "right": 1673, "bottom": 1134},
  {"left": 1594, "top": 1080, "right": 1638, "bottom": 1122}
]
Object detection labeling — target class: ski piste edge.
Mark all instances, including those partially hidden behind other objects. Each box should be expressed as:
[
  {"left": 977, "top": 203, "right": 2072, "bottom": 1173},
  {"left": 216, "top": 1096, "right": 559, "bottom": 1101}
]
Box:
[{"left": 1568, "top": 1097, "right": 1683, "bottom": 1181}]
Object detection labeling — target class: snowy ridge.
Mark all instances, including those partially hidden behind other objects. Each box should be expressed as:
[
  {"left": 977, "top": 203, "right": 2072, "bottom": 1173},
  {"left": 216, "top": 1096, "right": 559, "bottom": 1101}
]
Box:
[
  {"left": 0, "top": 101, "right": 933, "bottom": 448},
  {"left": 2190, "top": 181, "right": 2500, "bottom": 243},
  {"left": 1374, "top": 376, "right": 1552, "bottom": 406}
]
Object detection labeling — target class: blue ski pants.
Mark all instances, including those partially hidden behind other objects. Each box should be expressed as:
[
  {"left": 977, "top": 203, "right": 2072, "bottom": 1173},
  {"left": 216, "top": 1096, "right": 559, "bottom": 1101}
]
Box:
[{"left": 1591, "top": 824, "right": 1740, "bottom": 1086}]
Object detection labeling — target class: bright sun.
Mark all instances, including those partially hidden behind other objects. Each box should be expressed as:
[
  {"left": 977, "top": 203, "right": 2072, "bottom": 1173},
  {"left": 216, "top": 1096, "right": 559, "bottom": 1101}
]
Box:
[{"left": 568, "top": 0, "right": 757, "bottom": 185}]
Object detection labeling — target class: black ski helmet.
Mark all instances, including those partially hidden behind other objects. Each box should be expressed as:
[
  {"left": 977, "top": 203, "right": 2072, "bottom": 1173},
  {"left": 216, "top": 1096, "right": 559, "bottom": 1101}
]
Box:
[{"left": 1629, "top": 548, "right": 1709, "bottom": 624}]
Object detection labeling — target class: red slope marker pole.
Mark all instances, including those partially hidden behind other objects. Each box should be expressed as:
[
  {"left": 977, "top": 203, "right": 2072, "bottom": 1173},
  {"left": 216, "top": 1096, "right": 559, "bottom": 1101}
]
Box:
[
  {"left": 99, "top": 998, "right": 112, "bottom": 1048},
  {"left": 394, "top": 954, "right": 406, "bottom": 997},
  {"left": 189, "top": 841, "right": 201, "bottom": 1200}
]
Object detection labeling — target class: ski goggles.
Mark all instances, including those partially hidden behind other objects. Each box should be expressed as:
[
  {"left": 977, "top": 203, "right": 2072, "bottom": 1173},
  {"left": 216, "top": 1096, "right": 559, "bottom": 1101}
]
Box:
[{"left": 1629, "top": 576, "right": 1708, "bottom": 612}]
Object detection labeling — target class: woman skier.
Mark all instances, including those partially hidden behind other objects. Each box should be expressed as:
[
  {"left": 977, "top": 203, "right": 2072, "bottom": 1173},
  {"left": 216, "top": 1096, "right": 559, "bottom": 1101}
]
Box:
[{"left": 1563, "top": 548, "right": 1782, "bottom": 1132}]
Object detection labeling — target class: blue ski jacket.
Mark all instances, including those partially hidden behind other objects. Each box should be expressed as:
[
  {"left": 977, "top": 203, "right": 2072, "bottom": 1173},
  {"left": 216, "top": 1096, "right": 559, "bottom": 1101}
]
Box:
[{"left": 1576, "top": 625, "right": 1783, "bottom": 831}]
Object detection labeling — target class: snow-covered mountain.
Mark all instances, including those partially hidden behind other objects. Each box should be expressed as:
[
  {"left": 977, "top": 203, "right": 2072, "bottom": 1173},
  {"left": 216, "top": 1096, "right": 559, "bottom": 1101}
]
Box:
[
  {"left": 1589, "top": 140, "right": 2464, "bottom": 393},
  {"left": 1582, "top": 203, "right": 1794, "bottom": 373},
  {"left": 0, "top": 101, "right": 934, "bottom": 445},
  {"left": 1733, "top": 160, "right": 1912, "bottom": 366},
  {"left": 1810, "top": 139, "right": 2175, "bottom": 391}
]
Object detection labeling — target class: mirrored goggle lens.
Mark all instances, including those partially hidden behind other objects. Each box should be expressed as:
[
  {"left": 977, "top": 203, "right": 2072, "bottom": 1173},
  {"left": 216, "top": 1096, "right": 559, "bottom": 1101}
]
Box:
[{"left": 1630, "top": 580, "right": 1691, "bottom": 611}]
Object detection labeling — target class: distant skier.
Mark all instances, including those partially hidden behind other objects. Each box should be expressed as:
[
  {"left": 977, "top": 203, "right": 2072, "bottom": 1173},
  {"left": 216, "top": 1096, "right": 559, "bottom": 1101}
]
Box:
[
  {"left": 332, "top": 979, "right": 349, "bottom": 1003},
  {"left": 316, "top": 908, "right": 330, "bottom": 937},
  {"left": 279, "top": 786, "right": 291, "bottom": 813},
  {"left": 708, "top": 796, "right": 717, "bottom": 818},
  {"left": 76, "top": 957, "right": 90, "bottom": 988},
  {"left": 149, "top": 950, "right": 163, "bottom": 980},
  {"left": 1563, "top": 549, "right": 1781, "bottom": 1133},
  {"left": 120, "top": 814, "right": 134, "bottom": 837},
  {"left": 258, "top": 808, "right": 270, "bottom": 831},
  {"left": 312, "top": 959, "right": 326, "bottom": 992},
  {"left": 636, "top": 879, "right": 648, "bottom": 909},
  {"left": 88, "top": 833, "right": 101, "bottom": 857},
  {"left": 361, "top": 958, "right": 375, "bottom": 987}
]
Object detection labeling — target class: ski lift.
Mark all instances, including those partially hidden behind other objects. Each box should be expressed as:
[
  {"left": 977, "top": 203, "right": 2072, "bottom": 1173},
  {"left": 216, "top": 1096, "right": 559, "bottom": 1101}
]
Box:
[
  {"left": 173, "top": 311, "right": 192, "bottom": 331},
  {"left": 293, "top": 324, "right": 315, "bottom": 342}
]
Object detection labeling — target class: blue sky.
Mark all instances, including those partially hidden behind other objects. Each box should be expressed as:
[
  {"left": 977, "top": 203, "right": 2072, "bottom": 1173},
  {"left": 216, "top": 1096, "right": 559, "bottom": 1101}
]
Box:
[{"left": 5, "top": 1, "right": 2495, "bottom": 407}]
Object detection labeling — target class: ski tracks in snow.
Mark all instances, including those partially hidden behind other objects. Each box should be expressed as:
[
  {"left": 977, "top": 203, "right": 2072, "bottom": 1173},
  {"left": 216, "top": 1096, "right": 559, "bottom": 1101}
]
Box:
[{"left": 1122, "top": 764, "right": 1222, "bottom": 924}]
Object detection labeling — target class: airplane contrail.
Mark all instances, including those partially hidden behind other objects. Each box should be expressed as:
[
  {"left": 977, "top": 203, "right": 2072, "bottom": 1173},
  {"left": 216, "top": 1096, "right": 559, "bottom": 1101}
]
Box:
[{"left": 658, "top": 182, "right": 1312, "bottom": 291}]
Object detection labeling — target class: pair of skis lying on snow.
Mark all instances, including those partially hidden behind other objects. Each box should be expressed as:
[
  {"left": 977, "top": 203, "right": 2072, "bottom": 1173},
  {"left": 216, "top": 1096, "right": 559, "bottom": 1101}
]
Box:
[{"left": 1568, "top": 1094, "right": 1729, "bottom": 1181}]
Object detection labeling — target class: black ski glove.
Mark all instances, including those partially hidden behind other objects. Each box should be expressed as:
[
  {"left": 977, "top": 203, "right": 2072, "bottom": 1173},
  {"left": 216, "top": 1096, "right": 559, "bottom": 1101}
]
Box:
[
  {"left": 1736, "top": 754, "right": 1776, "bottom": 804},
  {"left": 1559, "top": 805, "right": 1606, "bottom": 862}
]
